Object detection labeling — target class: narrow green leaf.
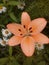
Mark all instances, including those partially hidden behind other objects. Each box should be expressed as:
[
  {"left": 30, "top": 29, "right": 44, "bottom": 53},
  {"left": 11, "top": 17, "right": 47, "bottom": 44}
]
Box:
[
  {"left": 9, "top": 12, "right": 17, "bottom": 22},
  {"left": 8, "top": 1, "right": 20, "bottom": 6}
]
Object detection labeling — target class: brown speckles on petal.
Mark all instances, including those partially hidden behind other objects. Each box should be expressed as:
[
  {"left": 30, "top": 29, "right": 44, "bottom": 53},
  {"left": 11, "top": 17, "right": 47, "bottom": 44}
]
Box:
[
  {"left": 30, "top": 31, "right": 33, "bottom": 33},
  {"left": 18, "top": 29, "right": 21, "bottom": 32},
  {"left": 20, "top": 34, "right": 23, "bottom": 36},
  {"left": 23, "top": 25, "right": 26, "bottom": 28},
  {"left": 29, "top": 27, "right": 32, "bottom": 30}
]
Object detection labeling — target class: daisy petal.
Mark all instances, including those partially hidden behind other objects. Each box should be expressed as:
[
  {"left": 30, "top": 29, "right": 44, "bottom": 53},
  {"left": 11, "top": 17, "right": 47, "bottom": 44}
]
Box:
[
  {"left": 7, "top": 23, "right": 26, "bottom": 36},
  {"left": 8, "top": 36, "right": 22, "bottom": 46},
  {"left": 21, "top": 12, "right": 31, "bottom": 29},
  {"left": 33, "top": 33, "right": 49, "bottom": 44},
  {"left": 21, "top": 36, "right": 35, "bottom": 56},
  {"left": 28, "top": 18, "right": 47, "bottom": 34}
]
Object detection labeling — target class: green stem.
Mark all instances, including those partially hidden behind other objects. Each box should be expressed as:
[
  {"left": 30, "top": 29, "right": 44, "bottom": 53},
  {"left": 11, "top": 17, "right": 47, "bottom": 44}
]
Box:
[
  {"left": 9, "top": 46, "right": 12, "bottom": 59},
  {"left": 23, "top": 57, "right": 33, "bottom": 65}
]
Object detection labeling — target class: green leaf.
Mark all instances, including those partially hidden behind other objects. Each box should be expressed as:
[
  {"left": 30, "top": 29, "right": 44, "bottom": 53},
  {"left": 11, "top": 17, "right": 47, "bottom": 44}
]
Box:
[
  {"left": 8, "top": 1, "right": 20, "bottom": 6},
  {"left": 23, "top": 57, "right": 33, "bottom": 65},
  {"left": 0, "top": 57, "right": 8, "bottom": 65},
  {"left": 3, "top": 0, "right": 6, "bottom": 4},
  {"left": 8, "top": 62, "right": 19, "bottom": 65},
  {"left": 37, "top": 61, "right": 46, "bottom": 65},
  {"left": 0, "top": 3, "right": 4, "bottom": 6},
  {"left": 7, "top": 57, "right": 20, "bottom": 65},
  {"left": 9, "top": 12, "right": 17, "bottom": 22},
  {"left": 44, "top": 54, "right": 49, "bottom": 61}
]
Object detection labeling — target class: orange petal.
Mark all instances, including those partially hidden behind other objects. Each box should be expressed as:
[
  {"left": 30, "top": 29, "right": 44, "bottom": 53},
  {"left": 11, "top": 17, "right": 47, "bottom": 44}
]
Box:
[
  {"left": 28, "top": 18, "right": 47, "bottom": 34},
  {"left": 33, "top": 33, "right": 49, "bottom": 44},
  {"left": 48, "top": 39, "right": 49, "bottom": 43},
  {"left": 21, "top": 12, "right": 31, "bottom": 29},
  {"left": 7, "top": 23, "right": 26, "bottom": 36},
  {"left": 21, "top": 36, "right": 35, "bottom": 56},
  {"left": 8, "top": 36, "right": 22, "bottom": 46}
]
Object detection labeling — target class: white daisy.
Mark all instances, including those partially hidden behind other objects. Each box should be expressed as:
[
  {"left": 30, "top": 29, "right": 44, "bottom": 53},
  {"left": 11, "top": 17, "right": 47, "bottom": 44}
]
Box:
[
  {"left": 0, "top": 6, "right": 7, "bottom": 13},
  {"left": 35, "top": 43, "right": 44, "bottom": 50},
  {"left": 0, "top": 37, "right": 9, "bottom": 46},
  {"left": 17, "top": 2, "right": 25, "bottom": 10},
  {"left": 1, "top": 29, "right": 12, "bottom": 37}
]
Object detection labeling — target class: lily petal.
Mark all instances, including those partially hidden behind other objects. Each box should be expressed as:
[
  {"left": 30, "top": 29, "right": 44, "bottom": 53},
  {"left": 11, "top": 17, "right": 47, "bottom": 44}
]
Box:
[
  {"left": 33, "top": 33, "right": 49, "bottom": 44},
  {"left": 8, "top": 36, "right": 22, "bottom": 46},
  {"left": 48, "top": 39, "right": 49, "bottom": 43},
  {"left": 7, "top": 23, "right": 26, "bottom": 36},
  {"left": 28, "top": 18, "right": 47, "bottom": 34},
  {"left": 21, "top": 36, "right": 35, "bottom": 56},
  {"left": 21, "top": 12, "right": 31, "bottom": 29}
]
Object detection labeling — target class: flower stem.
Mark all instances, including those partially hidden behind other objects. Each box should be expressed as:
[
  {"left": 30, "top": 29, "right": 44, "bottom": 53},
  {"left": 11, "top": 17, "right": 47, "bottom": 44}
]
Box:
[{"left": 9, "top": 46, "right": 12, "bottom": 60}]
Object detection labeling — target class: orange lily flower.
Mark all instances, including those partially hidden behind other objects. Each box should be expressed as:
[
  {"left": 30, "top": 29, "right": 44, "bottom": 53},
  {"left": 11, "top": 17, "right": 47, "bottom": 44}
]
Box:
[{"left": 7, "top": 12, "right": 49, "bottom": 56}]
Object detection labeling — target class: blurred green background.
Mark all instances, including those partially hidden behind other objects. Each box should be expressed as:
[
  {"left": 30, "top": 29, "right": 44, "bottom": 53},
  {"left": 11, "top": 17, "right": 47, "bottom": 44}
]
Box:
[{"left": 0, "top": 0, "right": 49, "bottom": 65}]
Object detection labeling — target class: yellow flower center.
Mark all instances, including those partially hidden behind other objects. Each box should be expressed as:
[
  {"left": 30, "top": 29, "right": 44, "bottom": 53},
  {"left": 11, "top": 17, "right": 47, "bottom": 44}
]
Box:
[
  {"left": 2, "top": 40, "right": 6, "bottom": 44},
  {"left": 20, "top": 3, "right": 24, "bottom": 6},
  {"left": 5, "top": 31, "right": 9, "bottom": 34},
  {"left": 0, "top": 6, "right": 3, "bottom": 9},
  {"left": 38, "top": 44, "right": 41, "bottom": 47}
]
